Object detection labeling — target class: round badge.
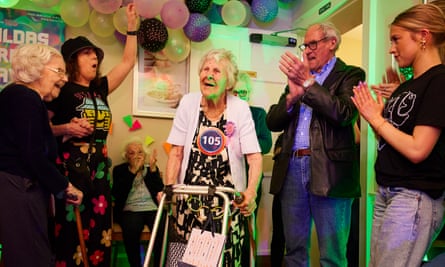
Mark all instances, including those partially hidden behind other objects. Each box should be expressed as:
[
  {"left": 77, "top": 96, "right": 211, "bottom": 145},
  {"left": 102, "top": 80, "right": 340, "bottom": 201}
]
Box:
[{"left": 197, "top": 127, "right": 226, "bottom": 156}]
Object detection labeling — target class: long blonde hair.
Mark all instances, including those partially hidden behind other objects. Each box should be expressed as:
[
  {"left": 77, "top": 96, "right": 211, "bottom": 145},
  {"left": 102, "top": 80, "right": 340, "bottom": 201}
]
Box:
[{"left": 392, "top": 4, "right": 445, "bottom": 47}]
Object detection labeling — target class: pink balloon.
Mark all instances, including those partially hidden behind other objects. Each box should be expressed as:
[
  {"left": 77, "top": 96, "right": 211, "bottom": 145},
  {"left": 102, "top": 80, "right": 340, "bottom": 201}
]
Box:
[
  {"left": 160, "top": 0, "right": 190, "bottom": 29},
  {"left": 89, "top": 0, "right": 122, "bottom": 14},
  {"left": 135, "top": 0, "right": 168, "bottom": 18}
]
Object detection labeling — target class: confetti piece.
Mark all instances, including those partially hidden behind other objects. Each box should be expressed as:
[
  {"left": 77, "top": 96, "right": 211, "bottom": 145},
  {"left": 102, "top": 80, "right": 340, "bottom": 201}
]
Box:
[
  {"left": 129, "top": 120, "right": 142, "bottom": 131},
  {"left": 163, "top": 142, "right": 172, "bottom": 155},
  {"left": 145, "top": 135, "right": 154, "bottom": 146},
  {"left": 123, "top": 115, "right": 133, "bottom": 128}
]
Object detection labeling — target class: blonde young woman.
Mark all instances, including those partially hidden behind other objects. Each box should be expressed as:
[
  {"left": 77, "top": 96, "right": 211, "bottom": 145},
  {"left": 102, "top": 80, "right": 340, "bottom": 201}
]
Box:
[{"left": 352, "top": 4, "right": 445, "bottom": 267}]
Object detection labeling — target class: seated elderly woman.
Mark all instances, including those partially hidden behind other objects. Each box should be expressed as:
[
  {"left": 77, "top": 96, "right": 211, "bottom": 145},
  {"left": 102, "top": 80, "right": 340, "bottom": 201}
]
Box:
[
  {"left": 111, "top": 137, "right": 164, "bottom": 267},
  {"left": 164, "top": 48, "right": 262, "bottom": 266}
]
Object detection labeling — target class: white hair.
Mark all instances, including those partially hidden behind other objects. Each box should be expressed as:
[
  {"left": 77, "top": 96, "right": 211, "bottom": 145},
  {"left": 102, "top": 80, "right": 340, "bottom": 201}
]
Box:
[
  {"left": 11, "top": 43, "right": 62, "bottom": 83},
  {"left": 120, "top": 136, "right": 148, "bottom": 161}
]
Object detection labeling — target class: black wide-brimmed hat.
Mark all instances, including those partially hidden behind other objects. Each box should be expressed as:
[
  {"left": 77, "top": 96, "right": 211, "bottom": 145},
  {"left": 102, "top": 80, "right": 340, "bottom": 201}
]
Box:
[{"left": 61, "top": 36, "right": 104, "bottom": 63}]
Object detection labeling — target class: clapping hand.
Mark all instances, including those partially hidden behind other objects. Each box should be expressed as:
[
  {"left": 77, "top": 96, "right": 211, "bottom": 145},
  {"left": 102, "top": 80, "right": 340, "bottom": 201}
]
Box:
[{"left": 371, "top": 67, "right": 405, "bottom": 99}]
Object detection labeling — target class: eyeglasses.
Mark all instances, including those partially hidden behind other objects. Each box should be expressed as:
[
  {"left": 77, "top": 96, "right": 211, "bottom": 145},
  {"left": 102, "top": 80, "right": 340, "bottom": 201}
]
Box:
[
  {"left": 46, "top": 66, "right": 66, "bottom": 77},
  {"left": 233, "top": 89, "right": 248, "bottom": 98},
  {"left": 298, "top": 37, "right": 329, "bottom": 51}
]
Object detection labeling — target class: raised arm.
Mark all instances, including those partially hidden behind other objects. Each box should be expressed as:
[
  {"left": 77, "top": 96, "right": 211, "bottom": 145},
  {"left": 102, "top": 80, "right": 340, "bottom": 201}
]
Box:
[{"left": 107, "top": 3, "right": 138, "bottom": 93}]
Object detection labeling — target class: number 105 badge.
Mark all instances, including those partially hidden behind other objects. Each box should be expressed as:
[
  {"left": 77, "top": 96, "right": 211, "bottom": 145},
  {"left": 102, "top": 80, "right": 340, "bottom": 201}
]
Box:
[{"left": 197, "top": 127, "right": 226, "bottom": 156}]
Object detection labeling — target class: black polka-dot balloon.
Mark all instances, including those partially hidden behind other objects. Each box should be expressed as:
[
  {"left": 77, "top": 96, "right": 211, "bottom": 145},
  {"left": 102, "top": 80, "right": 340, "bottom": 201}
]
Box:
[
  {"left": 185, "top": 0, "right": 212, "bottom": 14},
  {"left": 137, "top": 18, "right": 168, "bottom": 52}
]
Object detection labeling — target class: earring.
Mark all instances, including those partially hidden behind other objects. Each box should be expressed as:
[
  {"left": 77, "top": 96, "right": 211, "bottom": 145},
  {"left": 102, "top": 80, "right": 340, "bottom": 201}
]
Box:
[{"left": 420, "top": 39, "right": 426, "bottom": 50}]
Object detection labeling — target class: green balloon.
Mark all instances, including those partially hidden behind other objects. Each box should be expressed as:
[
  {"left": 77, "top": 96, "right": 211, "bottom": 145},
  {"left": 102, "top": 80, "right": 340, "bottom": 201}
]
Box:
[
  {"left": 60, "top": 0, "right": 90, "bottom": 27},
  {"left": 0, "top": 0, "right": 19, "bottom": 8},
  {"left": 163, "top": 29, "right": 191, "bottom": 63}
]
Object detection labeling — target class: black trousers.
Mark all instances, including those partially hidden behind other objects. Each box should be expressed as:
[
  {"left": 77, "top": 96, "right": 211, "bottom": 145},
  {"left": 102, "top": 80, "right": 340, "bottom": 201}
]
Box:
[
  {"left": 0, "top": 171, "right": 53, "bottom": 267},
  {"left": 120, "top": 210, "right": 164, "bottom": 267}
]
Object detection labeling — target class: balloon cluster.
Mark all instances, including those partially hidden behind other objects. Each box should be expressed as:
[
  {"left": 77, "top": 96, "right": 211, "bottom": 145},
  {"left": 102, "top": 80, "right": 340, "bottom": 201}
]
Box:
[{"left": 0, "top": 0, "right": 297, "bottom": 62}]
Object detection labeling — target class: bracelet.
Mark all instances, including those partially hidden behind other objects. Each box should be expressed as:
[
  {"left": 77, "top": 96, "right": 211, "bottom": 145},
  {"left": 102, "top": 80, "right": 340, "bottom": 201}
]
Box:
[{"left": 126, "top": 31, "right": 137, "bottom": 36}]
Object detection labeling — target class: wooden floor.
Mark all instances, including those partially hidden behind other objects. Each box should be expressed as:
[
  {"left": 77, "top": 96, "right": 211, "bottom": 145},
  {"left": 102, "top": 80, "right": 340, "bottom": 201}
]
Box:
[
  {"left": 255, "top": 255, "right": 272, "bottom": 267},
  {"left": 112, "top": 240, "right": 279, "bottom": 267}
]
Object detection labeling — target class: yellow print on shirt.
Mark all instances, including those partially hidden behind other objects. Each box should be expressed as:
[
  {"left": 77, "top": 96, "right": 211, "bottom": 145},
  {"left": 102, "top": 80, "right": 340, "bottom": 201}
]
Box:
[{"left": 77, "top": 97, "right": 112, "bottom": 131}]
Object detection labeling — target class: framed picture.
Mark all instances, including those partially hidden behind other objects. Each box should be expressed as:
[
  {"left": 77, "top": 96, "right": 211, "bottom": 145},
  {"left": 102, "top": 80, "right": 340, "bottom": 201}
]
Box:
[{"left": 132, "top": 48, "right": 190, "bottom": 118}]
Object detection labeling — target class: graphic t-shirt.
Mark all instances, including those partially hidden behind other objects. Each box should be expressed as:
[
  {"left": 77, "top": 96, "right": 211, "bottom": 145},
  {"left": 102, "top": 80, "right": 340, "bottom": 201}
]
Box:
[
  {"left": 375, "top": 64, "right": 445, "bottom": 198},
  {"left": 46, "top": 77, "right": 111, "bottom": 142}
]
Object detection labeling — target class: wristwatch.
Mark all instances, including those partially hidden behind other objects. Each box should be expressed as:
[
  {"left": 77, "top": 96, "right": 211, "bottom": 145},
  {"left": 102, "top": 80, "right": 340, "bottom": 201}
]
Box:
[{"left": 303, "top": 77, "right": 315, "bottom": 91}]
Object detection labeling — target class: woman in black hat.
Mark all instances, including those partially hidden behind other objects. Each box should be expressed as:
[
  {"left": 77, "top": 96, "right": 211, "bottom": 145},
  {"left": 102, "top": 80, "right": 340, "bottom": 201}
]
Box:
[{"left": 46, "top": 3, "right": 138, "bottom": 267}]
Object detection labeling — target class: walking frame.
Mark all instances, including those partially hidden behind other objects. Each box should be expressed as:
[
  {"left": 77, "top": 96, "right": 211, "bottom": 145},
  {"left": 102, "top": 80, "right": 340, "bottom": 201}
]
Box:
[{"left": 143, "top": 184, "right": 256, "bottom": 267}]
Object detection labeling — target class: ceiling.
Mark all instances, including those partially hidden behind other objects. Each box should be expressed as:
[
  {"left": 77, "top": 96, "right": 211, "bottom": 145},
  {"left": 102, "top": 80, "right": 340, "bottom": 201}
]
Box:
[{"left": 343, "top": 24, "right": 362, "bottom": 41}]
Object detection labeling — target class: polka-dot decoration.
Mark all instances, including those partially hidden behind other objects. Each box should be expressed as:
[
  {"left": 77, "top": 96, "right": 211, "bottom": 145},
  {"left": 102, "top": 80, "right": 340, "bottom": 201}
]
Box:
[
  {"left": 183, "top": 13, "right": 211, "bottom": 42},
  {"left": 137, "top": 18, "right": 169, "bottom": 52},
  {"left": 251, "top": 0, "right": 278, "bottom": 23},
  {"left": 185, "top": 0, "right": 212, "bottom": 13}
]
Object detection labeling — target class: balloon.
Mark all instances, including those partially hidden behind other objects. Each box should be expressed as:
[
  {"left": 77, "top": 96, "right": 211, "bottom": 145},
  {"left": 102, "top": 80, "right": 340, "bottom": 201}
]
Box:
[
  {"left": 29, "top": 0, "right": 60, "bottom": 7},
  {"left": 251, "top": 0, "right": 279, "bottom": 23},
  {"left": 160, "top": 1, "right": 190, "bottom": 29},
  {"left": 135, "top": 0, "right": 168, "bottom": 18},
  {"left": 113, "top": 7, "right": 128, "bottom": 35},
  {"left": 212, "top": 0, "right": 227, "bottom": 5},
  {"left": 183, "top": 13, "right": 211, "bottom": 42},
  {"left": 185, "top": 0, "right": 211, "bottom": 14},
  {"left": 114, "top": 30, "right": 127, "bottom": 45},
  {"left": 205, "top": 3, "right": 223, "bottom": 24},
  {"left": 89, "top": 0, "right": 122, "bottom": 14},
  {"left": 113, "top": 7, "right": 141, "bottom": 35},
  {"left": 163, "top": 29, "right": 191, "bottom": 63},
  {"left": 0, "top": 0, "right": 19, "bottom": 8},
  {"left": 221, "top": 1, "right": 251, "bottom": 26},
  {"left": 89, "top": 10, "right": 115, "bottom": 38},
  {"left": 60, "top": 0, "right": 90, "bottom": 27},
  {"left": 138, "top": 18, "right": 169, "bottom": 52}
]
